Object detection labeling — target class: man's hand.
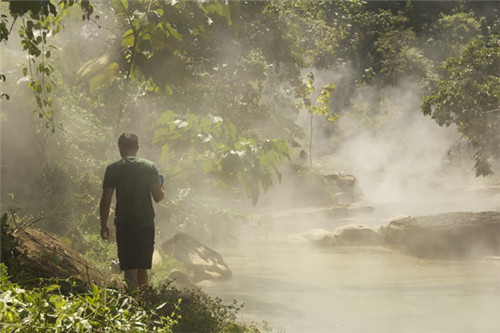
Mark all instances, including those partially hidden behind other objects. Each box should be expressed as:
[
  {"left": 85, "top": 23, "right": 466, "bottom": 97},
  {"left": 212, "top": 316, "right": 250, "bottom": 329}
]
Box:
[
  {"left": 151, "top": 183, "right": 165, "bottom": 203},
  {"left": 100, "top": 225, "right": 110, "bottom": 240}
]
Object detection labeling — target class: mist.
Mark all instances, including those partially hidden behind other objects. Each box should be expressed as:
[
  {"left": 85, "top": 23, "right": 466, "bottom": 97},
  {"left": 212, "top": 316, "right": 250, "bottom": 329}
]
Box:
[
  {"left": 288, "top": 66, "right": 500, "bottom": 217},
  {"left": 1, "top": 1, "right": 500, "bottom": 332}
]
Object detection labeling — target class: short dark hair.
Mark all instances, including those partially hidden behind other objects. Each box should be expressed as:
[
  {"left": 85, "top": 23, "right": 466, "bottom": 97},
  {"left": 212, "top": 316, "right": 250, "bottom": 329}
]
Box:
[{"left": 118, "top": 132, "right": 139, "bottom": 151}]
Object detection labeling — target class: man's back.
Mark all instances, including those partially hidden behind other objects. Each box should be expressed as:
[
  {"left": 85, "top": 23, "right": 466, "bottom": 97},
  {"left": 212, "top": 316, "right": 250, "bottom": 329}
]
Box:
[{"left": 103, "top": 156, "right": 158, "bottom": 226}]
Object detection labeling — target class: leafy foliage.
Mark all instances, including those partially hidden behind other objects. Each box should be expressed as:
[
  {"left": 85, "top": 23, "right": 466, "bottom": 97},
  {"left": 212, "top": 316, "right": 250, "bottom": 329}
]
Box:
[
  {"left": 0, "top": 213, "right": 21, "bottom": 274},
  {"left": 298, "top": 72, "right": 336, "bottom": 168},
  {"left": 0, "top": 263, "right": 264, "bottom": 333},
  {"left": 144, "top": 283, "right": 245, "bottom": 333},
  {"left": 422, "top": 34, "right": 500, "bottom": 175},
  {"left": 158, "top": 189, "right": 250, "bottom": 246},
  {"left": 154, "top": 111, "right": 290, "bottom": 205},
  {"left": 427, "top": 12, "right": 483, "bottom": 58},
  {"left": 0, "top": 265, "right": 178, "bottom": 332},
  {"left": 4, "top": 0, "right": 90, "bottom": 131}
]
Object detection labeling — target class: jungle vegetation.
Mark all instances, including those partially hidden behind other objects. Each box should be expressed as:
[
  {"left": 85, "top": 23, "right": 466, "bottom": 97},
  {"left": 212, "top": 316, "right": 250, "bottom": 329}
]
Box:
[{"left": 1, "top": 1, "right": 499, "bottom": 332}]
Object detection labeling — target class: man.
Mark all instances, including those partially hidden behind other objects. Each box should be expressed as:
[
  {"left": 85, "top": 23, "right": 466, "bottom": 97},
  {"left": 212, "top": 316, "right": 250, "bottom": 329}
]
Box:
[{"left": 100, "top": 133, "right": 165, "bottom": 291}]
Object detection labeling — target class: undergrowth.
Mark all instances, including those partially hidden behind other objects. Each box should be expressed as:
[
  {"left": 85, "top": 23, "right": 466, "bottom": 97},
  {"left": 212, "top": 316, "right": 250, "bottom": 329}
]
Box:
[
  {"left": 0, "top": 264, "right": 264, "bottom": 332},
  {"left": 0, "top": 264, "right": 179, "bottom": 332},
  {"left": 144, "top": 282, "right": 246, "bottom": 333}
]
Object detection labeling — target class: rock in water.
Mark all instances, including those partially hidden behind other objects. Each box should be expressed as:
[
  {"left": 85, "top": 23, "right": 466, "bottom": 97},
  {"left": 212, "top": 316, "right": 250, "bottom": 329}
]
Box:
[
  {"left": 286, "top": 228, "right": 336, "bottom": 246},
  {"left": 333, "top": 224, "right": 383, "bottom": 246},
  {"left": 381, "top": 211, "right": 500, "bottom": 259},
  {"left": 161, "top": 233, "right": 232, "bottom": 283}
]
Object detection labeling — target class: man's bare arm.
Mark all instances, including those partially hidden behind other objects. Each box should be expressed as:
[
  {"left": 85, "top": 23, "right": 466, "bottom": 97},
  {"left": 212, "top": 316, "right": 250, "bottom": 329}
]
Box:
[
  {"left": 151, "top": 183, "right": 165, "bottom": 203},
  {"left": 100, "top": 188, "right": 114, "bottom": 239}
]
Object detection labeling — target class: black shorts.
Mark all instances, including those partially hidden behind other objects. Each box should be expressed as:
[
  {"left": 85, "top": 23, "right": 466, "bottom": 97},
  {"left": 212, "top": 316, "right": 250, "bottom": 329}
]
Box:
[{"left": 115, "top": 223, "right": 155, "bottom": 271}]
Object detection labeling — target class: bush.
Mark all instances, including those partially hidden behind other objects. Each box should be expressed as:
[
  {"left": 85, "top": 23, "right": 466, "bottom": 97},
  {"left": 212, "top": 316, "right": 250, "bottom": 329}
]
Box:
[
  {"left": 0, "top": 212, "right": 23, "bottom": 278},
  {"left": 144, "top": 282, "right": 247, "bottom": 333},
  {"left": 0, "top": 265, "right": 265, "bottom": 333},
  {"left": 0, "top": 264, "right": 179, "bottom": 332}
]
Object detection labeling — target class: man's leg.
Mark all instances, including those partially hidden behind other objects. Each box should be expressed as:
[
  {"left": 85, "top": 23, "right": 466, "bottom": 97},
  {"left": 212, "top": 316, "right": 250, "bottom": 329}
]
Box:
[
  {"left": 124, "top": 269, "right": 138, "bottom": 291},
  {"left": 137, "top": 269, "right": 148, "bottom": 288}
]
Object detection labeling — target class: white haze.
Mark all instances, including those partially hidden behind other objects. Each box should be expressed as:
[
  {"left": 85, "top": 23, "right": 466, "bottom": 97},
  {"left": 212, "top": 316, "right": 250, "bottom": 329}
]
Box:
[{"left": 295, "top": 68, "right": 500, "bottom": 216}]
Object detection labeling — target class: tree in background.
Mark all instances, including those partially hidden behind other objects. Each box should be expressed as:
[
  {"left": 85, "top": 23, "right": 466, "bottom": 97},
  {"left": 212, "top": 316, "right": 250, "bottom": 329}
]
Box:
[{"left": 422, "top": 34, "right": 500, "bottom": 176}]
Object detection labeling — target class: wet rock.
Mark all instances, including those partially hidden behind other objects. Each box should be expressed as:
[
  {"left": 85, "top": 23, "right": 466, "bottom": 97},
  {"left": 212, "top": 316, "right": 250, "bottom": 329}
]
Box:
[
  {"left": 269, "top": 203, "right": 375, "bottom": 222},
  {"left": 287, "top": 225, "right": 383, "bottom": 247},
  {"left": 167, "top": 269, "right": 198, "bottom": 288},
  {"left": 161, "top": 233, "right": 232, "bottom": 283},
  {"left": 110, "top": 259, "right": 120, "bottom": 274},
  {"left": 385, "top": 215, "right": 411, "bottom": 223},
  {"left": 168, "top": 269, "right": 189, "bottom": 284},
  {"left": 325, "top": 174, "right": 364, "bottom": 204},
  {"left": 333, "top": 225, "right": 383, "bottom": 246},
  {"left": 329, "top": 203, "right": 375, "bottom": 218},
  {"left": 325, "top": 174, "right": 356, "bottom": 191},
  {"left": 347, "top": 203, "right": 375, "bottom": 215},
  {"left": 381, "top": 211, "right": 500, "bottom": 259},
  {"left": 286, "top": 228, "right": 337, "bottom": 246}
]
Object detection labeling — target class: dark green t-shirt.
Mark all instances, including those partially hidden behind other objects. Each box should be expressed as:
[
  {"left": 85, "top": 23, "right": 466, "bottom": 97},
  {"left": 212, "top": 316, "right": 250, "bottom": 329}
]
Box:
[{"left": 103, "top": 156, "right": 159, "bottom": 227}]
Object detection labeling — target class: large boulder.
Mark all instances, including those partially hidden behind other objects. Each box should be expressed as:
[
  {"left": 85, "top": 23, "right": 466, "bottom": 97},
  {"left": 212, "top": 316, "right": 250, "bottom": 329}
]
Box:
[
  {"left": 161, "top": 233, "right": 232, "bottom": 283},
  {"left": 381, "top": 211, "right": 500, "bottom": 259}
]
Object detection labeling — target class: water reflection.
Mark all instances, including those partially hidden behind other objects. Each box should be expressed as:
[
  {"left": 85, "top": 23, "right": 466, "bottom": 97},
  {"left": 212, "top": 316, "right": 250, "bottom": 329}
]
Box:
[{"left": 205, "top": 213, "right": 500, "bottom": 332}]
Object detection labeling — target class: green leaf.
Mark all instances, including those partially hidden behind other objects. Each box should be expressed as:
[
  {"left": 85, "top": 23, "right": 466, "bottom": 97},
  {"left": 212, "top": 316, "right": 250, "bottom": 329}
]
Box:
[
  {"left": 157, "top": 110, "right": 177, "bottom": 125},
  {"left": 202, "top": 1, "right": 232, "bottom": 25},
  {"left": 88, "top": 62, "right": 119, "bottom": 94},
  {"left": 165, "top": 22, "right": 183, "bottom": 41},
  {"left": 201, "top": 117, "right": 212, "bottom": 133},
  {"left": 122, "top": 28, "right": 135, "bottom": 47},
  {"left": 119, "top": 0, "right": 128, "bottom": 11},
  {"left": 44, "top": 285, "right": 59, "bottom": 293}
]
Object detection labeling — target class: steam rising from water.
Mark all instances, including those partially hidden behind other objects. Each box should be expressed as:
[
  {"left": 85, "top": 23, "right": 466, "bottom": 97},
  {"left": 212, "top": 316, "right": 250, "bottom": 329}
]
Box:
[
  {"left": 332, "top": 106, "right": 460, "bottom": 202},
  {"left": 297, "top": 70, "right": 499, "bottom": 214}
]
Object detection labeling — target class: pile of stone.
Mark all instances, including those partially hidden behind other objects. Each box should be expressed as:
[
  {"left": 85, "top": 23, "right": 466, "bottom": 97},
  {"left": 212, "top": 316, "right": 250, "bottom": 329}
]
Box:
[{"left": 288, "top": 211, "right": 500, "bottom": 260}]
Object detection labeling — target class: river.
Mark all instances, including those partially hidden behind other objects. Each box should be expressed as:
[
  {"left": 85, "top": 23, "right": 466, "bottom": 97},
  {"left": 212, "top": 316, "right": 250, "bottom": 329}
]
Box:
[{"left": 204, "top": 199, "right": 500, "bottom": 332}]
